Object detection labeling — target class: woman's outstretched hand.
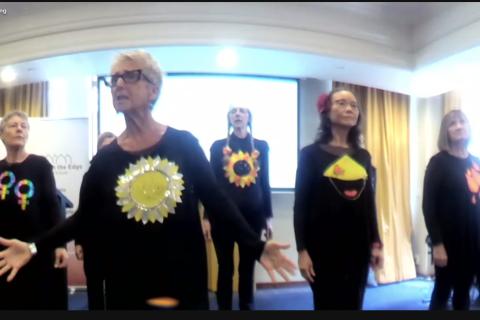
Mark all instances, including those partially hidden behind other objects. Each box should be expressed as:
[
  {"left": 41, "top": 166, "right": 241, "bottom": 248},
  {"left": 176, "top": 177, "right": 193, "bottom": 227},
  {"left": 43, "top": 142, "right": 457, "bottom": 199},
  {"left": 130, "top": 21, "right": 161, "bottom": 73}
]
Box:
[
  {"left": 260, "top": 240, "right": 297, "bottom": 282},
  {"left": 0, "top": 237, "right": 32, "bottom": 282}
]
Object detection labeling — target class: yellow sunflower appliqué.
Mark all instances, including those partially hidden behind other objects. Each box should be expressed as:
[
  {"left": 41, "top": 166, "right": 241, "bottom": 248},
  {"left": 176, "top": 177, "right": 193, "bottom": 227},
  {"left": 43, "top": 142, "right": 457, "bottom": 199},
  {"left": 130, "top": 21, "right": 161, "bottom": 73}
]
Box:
[
  {"left": 223, "top": 147, "right": 260, "bottom": 188},
  {"left": 115, "top": 156, "right": 185, "bottom": 224}
]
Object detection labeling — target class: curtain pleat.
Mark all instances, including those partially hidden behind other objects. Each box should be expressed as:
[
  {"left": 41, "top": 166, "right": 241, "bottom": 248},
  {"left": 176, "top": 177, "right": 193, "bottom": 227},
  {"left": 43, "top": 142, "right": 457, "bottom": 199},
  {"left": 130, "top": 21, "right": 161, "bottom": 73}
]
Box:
[{"left": 0, "top": 82, "right": 48, "bottom": 117}]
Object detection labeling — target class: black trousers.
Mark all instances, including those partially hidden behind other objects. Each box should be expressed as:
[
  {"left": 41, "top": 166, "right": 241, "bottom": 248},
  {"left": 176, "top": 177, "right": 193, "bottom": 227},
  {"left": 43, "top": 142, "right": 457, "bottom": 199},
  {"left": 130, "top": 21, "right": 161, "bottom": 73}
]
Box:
[
  {"left": 83, "top": 247, "right": 106, "bottom": 310},
  {"left": 429, "top": 264, "right": 475, "bottom": 310},
  {"left": 85, "top": 274, "right": 105, "bottom": 310},
  {"left": 211, "top": 215, "right": 264, "bottom": 310},
  {"left": 309, "top": 262, "right": 369, "bottom": 310},
  {"left": 0, "top": 259, "right": 68, "bottom": 310}
]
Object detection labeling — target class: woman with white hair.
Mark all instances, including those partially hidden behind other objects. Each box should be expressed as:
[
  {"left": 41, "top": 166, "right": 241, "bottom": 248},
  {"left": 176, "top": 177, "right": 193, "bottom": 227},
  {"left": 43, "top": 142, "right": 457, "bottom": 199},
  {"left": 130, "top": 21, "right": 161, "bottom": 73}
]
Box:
[
  {"left": 0, "top": 51, "right": 295, "bottom": 310},
  {"left": 0, "top": 110, "right": 68, "bottom": 309},
  {"left": 423, "top": 109, "right": 480, "bottom": 310}
]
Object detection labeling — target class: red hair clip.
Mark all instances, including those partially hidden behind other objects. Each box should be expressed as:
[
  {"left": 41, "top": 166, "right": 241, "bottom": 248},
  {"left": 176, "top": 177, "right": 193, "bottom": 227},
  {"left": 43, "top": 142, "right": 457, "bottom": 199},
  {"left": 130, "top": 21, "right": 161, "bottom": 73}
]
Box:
[{"left": 316, "top": 93, "right": 330, "bottom": 114}]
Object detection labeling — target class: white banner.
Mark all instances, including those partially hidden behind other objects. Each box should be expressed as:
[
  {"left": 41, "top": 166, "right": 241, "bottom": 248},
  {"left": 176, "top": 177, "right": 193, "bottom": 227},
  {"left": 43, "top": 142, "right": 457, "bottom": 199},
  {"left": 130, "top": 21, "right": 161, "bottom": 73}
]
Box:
[{"left": 0, "top": 117, "right": 90, "bottom": 215}]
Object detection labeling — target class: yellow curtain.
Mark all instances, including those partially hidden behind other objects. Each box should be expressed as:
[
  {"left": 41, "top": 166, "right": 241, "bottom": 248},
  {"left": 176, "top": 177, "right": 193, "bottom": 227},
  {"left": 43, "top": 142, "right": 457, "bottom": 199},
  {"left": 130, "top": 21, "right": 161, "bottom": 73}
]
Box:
[
  {"left": 0, "top": 82, "right": 48, "bottom": 117},
  {"left": 334, "top": 82, "right": 417, "bottom": 283},
  {"left": 206, "top": 237, "right": 240, "bottom": 292}
]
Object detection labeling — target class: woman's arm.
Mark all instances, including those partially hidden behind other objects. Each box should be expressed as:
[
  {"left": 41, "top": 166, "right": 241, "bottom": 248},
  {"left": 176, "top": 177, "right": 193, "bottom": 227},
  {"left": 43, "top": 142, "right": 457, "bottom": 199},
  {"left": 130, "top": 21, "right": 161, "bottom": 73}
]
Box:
[
  {"left": 293, "top": 148, "right": 314, "bottom": 252},
  {"left": 259, "top": 141, "right": 273, "bottom": 220},
  {"left": 422, "top": 157, "right": 443, "bottom": 246}
]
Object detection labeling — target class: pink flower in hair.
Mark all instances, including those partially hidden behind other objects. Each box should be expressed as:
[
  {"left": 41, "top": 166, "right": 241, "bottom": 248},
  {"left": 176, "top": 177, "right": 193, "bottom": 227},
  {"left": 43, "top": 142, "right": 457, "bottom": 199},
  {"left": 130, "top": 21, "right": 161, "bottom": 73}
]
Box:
[{"left": 316, "top": 93, "right": 330, "bottom": 113}]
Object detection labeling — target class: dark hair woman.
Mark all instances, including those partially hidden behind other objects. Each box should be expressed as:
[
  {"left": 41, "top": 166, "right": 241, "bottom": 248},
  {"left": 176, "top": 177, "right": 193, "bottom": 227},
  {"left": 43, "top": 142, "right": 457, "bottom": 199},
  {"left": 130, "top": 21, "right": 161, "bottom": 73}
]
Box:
[{"left": 293, "top": 88, "right": 383, "bottom": 310}]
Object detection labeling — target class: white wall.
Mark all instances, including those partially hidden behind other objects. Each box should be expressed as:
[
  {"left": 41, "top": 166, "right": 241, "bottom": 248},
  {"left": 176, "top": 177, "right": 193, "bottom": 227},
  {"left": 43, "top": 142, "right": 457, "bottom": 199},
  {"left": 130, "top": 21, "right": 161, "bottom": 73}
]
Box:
[
  {"left": 48, "top": 75, "right": 98, "bottom": 160},
  {"left": 298, "top": 78, "right": 332, "bottom": 149},
  {"left": 48, "top": 76, "right": 92, "bottom": 118},
  {"left": 409, "top": 95, "right": 443, "bottom": 276}
]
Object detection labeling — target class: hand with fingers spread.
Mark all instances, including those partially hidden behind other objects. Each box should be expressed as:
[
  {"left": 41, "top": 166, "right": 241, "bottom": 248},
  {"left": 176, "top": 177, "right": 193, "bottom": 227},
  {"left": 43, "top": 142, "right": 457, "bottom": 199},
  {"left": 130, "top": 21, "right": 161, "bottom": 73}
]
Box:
[
  {"left": 259, "top": 240, "right": 297, "bottom": 282},
  {"left": 0, "top": 237, "right": 33, "bottom": 282},
  {"left": 298, "top": 249, "right": 315, "bottom": 283}
]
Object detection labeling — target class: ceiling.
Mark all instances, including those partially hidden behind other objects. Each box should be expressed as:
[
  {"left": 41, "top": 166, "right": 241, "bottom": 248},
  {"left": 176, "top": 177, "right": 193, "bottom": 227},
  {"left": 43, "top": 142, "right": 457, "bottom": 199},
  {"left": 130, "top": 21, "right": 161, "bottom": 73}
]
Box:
[
  {"left": 0, "top": 2, "right": 479, "bottom": 96},
  {"left": 306, "top": 2, "right": 458, "bottom": 28}
]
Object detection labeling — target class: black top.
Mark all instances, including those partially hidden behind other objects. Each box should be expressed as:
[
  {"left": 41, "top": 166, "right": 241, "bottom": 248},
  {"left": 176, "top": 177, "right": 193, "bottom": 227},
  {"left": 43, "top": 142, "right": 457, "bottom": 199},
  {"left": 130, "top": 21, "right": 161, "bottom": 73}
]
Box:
[
  {"left": 0, "top": 154, "right": 65, "bottom": 309},
  {"left": 293, "top": 143, "right": 381, "bottom": 265},
  {"left": 422, "top": 151, "right": 480, "bottom": 260},
  {"left": 208, "top": 133, "right": 272, "bottom": 221},
  {"left": 0, "top": 154, "right": 62, "bottom": 245},
  {"left": 35, "top": 127, "right": 265, "bottom": 309}
]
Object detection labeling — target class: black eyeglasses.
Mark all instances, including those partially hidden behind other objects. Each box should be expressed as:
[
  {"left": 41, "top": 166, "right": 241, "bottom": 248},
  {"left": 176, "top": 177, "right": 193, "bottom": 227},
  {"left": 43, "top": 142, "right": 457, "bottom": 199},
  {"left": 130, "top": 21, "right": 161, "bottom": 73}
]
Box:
[{"left": 100, "top": 69, "right": 154, "bottom": 87}]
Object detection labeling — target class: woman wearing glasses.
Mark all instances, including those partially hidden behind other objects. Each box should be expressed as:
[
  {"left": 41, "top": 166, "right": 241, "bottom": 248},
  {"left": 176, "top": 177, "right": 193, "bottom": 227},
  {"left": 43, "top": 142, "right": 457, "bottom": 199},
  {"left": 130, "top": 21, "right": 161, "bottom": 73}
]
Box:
[
  {"left": 0, "top": 50, "right": 295, "bottom": 310},
  {"left": 0, "top": 111, "right": 69, "bottom": 309},
  {"left": 203, "top": 106, "right": 273, "bottom": 310},
  {"left": 423, "top": 110, "right": 480, "bottom": 310},
  {"left": 293, "top": 88, "right": 383, "bottom": 310}
]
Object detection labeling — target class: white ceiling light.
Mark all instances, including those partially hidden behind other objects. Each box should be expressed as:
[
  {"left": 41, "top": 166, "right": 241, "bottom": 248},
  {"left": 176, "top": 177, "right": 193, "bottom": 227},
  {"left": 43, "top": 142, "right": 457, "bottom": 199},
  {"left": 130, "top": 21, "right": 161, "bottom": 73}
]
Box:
[
  {"left": 216, "top": 48, "right": 239, "bottom": 69},
  {"left": 1, "top": 66, "right": 16, "bottom": 83}
]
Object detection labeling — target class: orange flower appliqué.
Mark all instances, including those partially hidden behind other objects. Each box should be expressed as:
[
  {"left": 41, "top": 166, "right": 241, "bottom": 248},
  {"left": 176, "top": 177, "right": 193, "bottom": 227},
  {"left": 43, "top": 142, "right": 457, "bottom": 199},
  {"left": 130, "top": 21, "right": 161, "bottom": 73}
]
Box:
[{"left": 465, "top": 161, "right": 480, "bottom": 204}]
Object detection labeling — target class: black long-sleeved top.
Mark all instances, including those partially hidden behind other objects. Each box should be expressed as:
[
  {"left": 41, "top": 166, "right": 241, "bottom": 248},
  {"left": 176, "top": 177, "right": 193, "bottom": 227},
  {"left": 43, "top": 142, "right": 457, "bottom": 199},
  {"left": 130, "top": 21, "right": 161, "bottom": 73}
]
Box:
[
  {"left": 293, "top": 144, "right": 381, "bottom": 269},
  {"left": 208, "top": 134, "right": 272, "bottom": 224},
  {"left": 34, "top": 127, "right": 265, "bottom": 309},
  {"left": 0, "top": 154, "right": 65, "bottom": 309},
  {"left": 422, "top": 151, "right": 480, "bottom": 262}
]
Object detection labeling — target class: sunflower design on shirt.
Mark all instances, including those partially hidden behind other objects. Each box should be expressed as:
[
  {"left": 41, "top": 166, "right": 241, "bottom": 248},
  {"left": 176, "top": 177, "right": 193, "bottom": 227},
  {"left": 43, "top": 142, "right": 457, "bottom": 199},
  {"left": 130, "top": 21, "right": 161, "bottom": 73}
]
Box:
[
  {"left": 323, "top": 155, "right": 368, "bottom": 200},
  {"left": 115, "top": 156, "right": 185, "bottom": 224},
  {"left": 465, "top": 160, "right": 480, "bottom": 205},
  {"left": 223, "top": 146, "right": 260, "bottom": 188}
]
